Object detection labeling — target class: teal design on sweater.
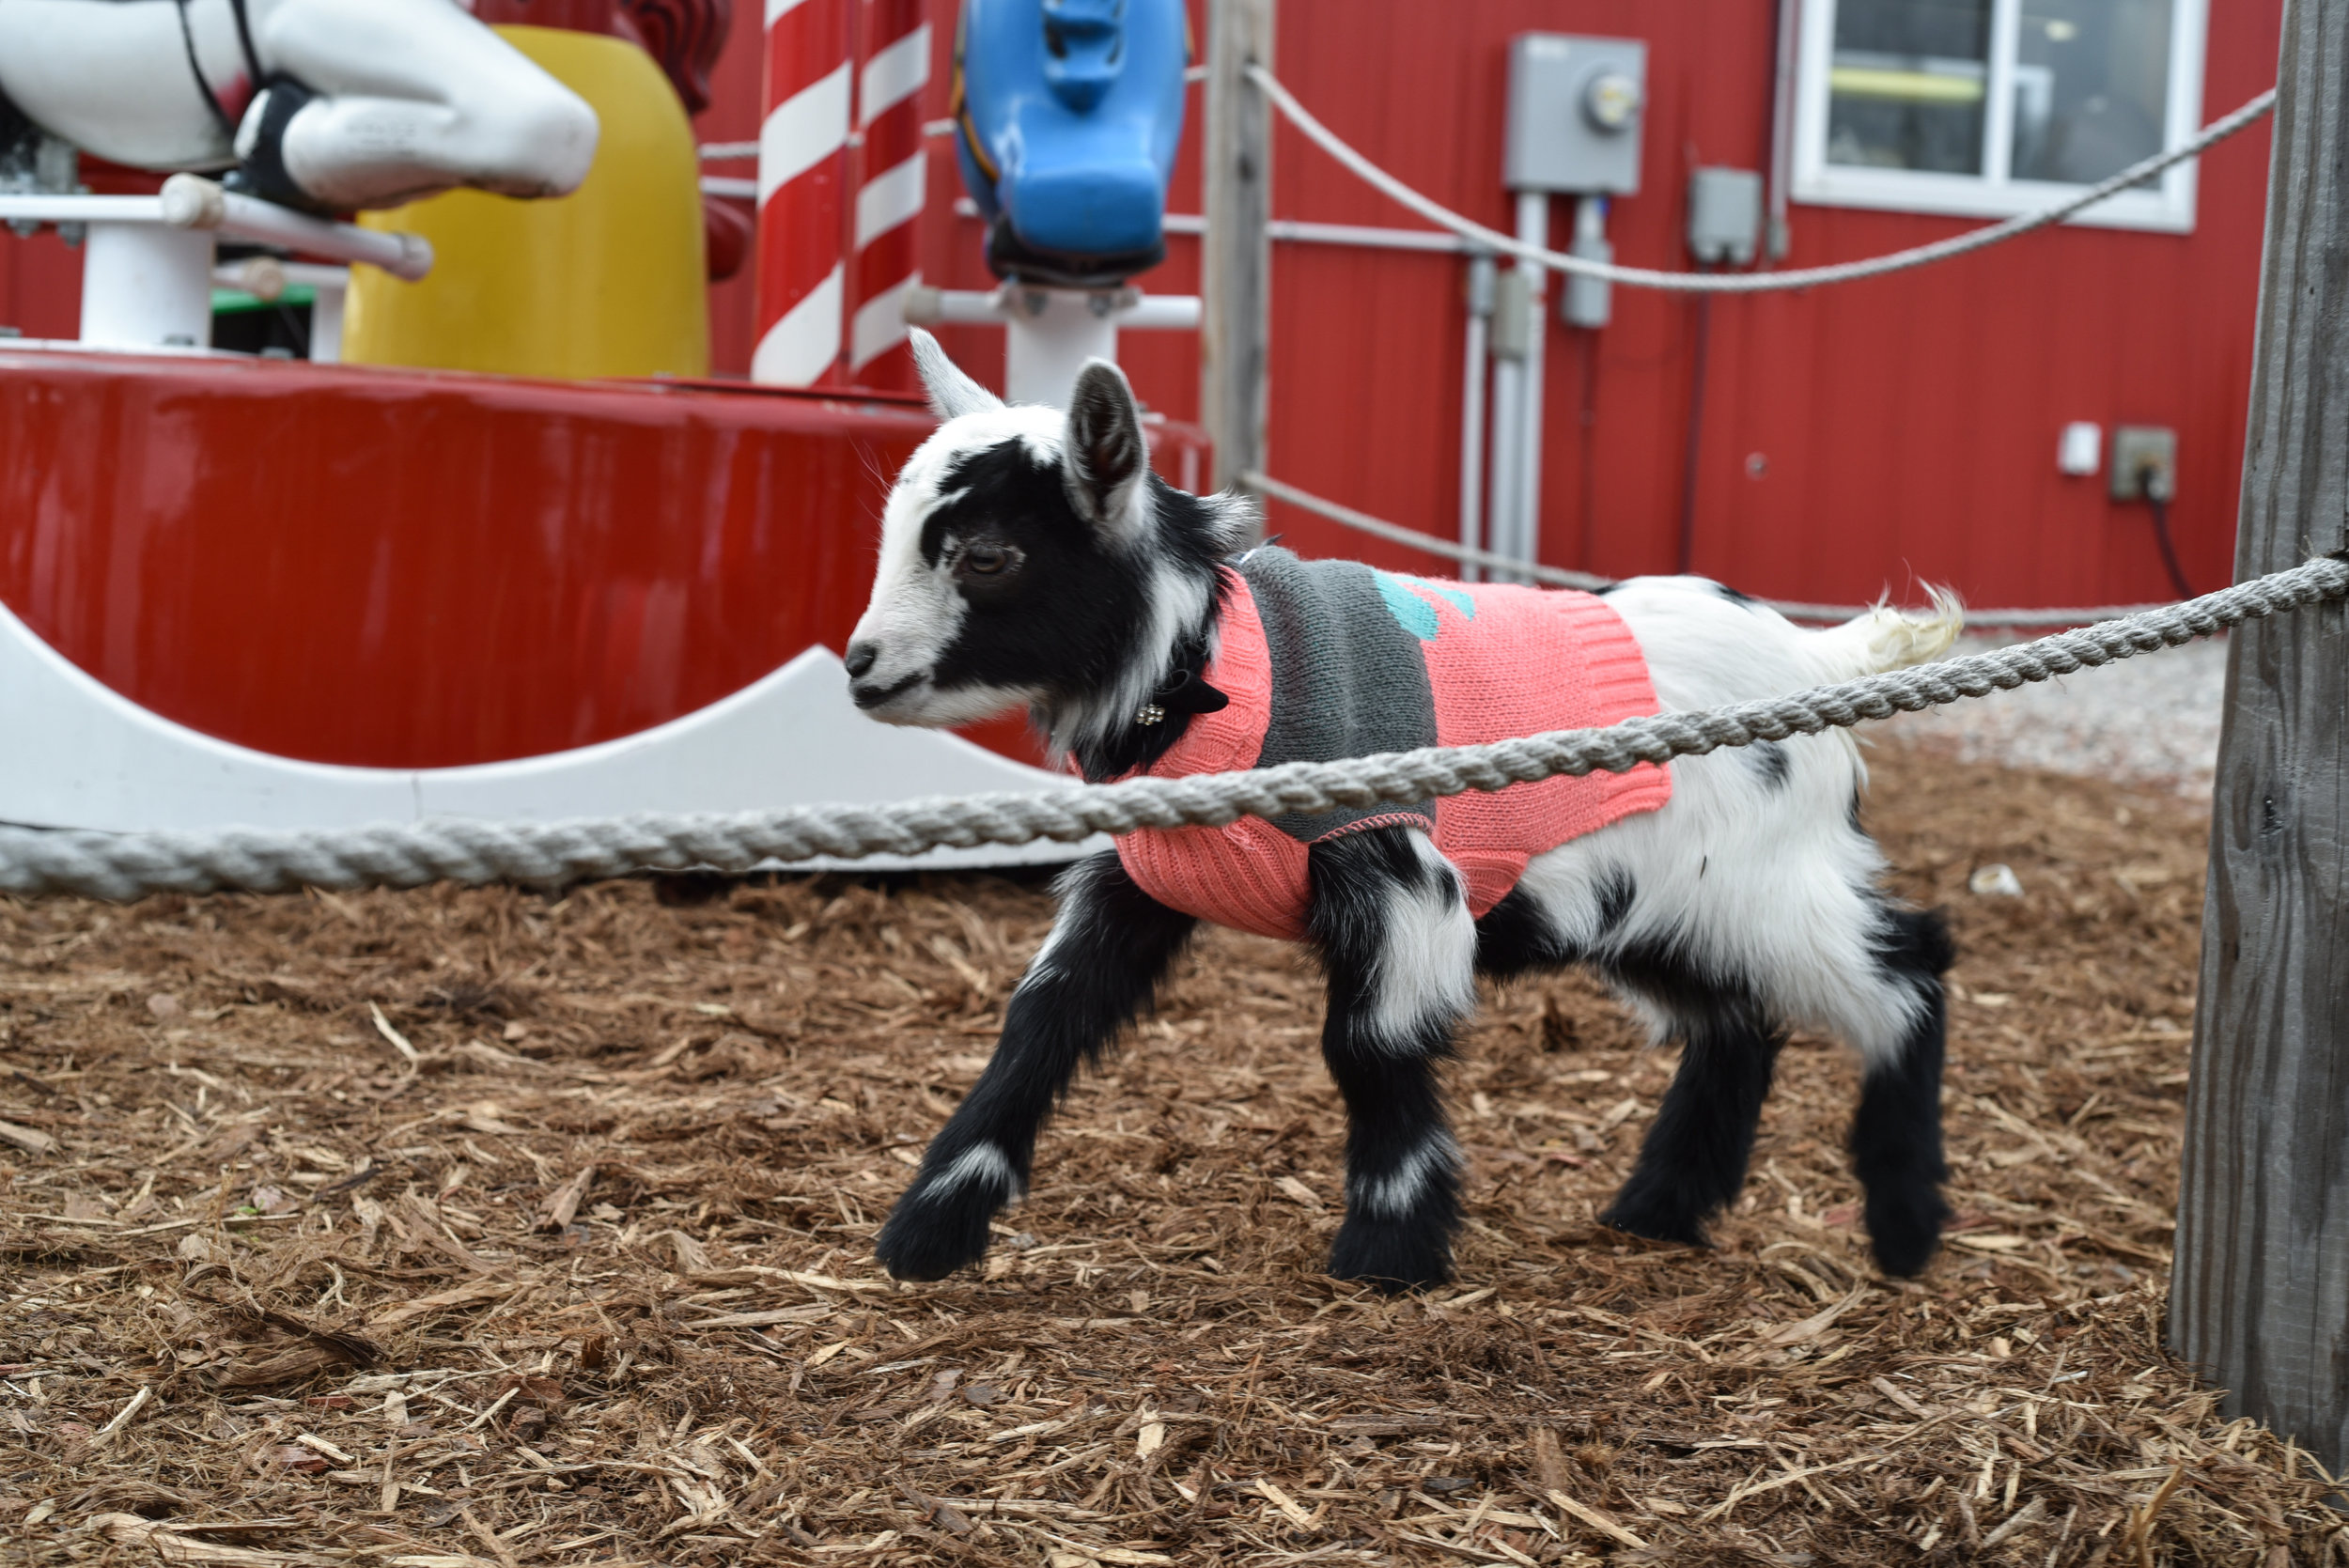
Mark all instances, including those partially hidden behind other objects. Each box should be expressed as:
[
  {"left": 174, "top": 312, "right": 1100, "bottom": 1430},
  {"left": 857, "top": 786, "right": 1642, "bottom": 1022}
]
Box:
[{"left": 1372, "top": 571, "right": 1478, "bottom": 642}]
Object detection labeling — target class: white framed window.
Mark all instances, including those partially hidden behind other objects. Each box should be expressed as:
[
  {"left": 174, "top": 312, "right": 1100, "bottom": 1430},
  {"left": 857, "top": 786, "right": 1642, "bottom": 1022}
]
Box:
[{"left": 1791, "top": 0, "right": 2210, "bottom": 232}]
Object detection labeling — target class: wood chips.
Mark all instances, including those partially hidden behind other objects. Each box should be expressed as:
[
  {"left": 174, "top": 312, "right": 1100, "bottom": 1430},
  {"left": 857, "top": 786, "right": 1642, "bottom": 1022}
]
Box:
[{"left": 0, "top": 744, "right": 2341, "bottom": 1566}]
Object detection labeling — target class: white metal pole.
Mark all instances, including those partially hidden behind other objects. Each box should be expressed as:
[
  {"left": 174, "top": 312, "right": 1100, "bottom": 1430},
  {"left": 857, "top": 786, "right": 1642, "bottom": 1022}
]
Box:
[
  {"left": 1002, "top": 287, "right": 1122, "bottom": 409},
  {"left": 1458, "top": 252, "right": 1494, "bottom": 583},
  {"left": 1511, "top": 190, "right": 1550, "bottom": 572}
]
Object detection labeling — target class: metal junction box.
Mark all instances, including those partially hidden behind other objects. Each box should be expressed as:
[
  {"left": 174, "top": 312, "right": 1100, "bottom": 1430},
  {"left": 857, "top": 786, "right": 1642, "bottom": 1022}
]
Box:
[
  {"left": 1687, "top": 167, "right": 1765, "bottom": 266},
  {"left": 1503, "top": 34, "right": 1647, "bottom": 195}
]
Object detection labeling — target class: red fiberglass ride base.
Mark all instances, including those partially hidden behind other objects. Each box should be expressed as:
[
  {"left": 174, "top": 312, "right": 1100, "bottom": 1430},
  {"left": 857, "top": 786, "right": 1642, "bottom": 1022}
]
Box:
[{"left": 0, "top": 349, "right": 1211, "bottom": 856}]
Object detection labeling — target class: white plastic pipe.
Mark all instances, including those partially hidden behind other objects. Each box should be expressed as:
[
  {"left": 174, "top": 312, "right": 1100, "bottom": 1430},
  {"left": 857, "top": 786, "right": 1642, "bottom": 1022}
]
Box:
[
  {"left": 1486, "top": 307, "right": 1522, "bottom": 583},
  {"left": 80, "top": 223, "right": 214, "bottom": 349},
  {"left": 1458, "top": 252, "right": 1494, "bottom": 583},
  {"left": 902, "top": 286, "right": 1204, "bottom": 408},
  {"left": 1115, "top": 293, "right": 1206, "bottom": 329},
  {"left": 4, "top": 179, "right": 422, "bottom": 355},
  {"left": 1509, "top": 189, "right": 1549, "bottom": 575},
  {"left": 0, "top": 194, "right": 162, "bottom": 224},
  {"left": 0, "top": 180, "right": 432, "bottom": 281},
  {"left": 308, "top": 277, "right": 347, "bottom": 364},
  {"left": 160, "top": 176, "right": 432, "bottom": 281}
]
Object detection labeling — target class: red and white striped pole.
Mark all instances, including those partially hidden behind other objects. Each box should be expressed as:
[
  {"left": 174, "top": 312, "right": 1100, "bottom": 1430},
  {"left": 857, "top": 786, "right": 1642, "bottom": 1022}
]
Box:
[
  {"left": 754, "top": 0, "right": 853, "bottom": 385},
  {"left": 848, "top": 0, "right": 931, "bottom": 389}
]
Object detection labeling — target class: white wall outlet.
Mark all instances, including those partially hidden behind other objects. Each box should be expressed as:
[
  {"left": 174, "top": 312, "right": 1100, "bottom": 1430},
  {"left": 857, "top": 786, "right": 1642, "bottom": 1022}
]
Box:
[{"left": 2058, "top": 422, "right": 2102, "bottom": 477}]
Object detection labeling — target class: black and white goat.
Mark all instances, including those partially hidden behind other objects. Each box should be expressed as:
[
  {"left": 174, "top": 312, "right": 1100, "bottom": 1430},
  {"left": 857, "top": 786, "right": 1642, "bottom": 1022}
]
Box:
[{"left": 843, "top": 331, "right": 1963, "bottom": 1292}]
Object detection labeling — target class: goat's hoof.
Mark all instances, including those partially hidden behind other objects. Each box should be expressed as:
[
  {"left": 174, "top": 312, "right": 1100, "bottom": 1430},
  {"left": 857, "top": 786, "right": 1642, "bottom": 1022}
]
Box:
[
  {"left": 1595, "top": 1204, "right": 1709, "bottom": 1250},
  {"left": 1864, "top": 1192, "right": 1949, "bottom": 1278},
  {"left": 1329, "top": 1223, "right": 1452, "bottom": 1295},
  {"left": 873, "top": 1227, "right": 986, "bottom": 1282},
  {"left": 873, "top": 1196, "right": 996, "bottom": 1282}
]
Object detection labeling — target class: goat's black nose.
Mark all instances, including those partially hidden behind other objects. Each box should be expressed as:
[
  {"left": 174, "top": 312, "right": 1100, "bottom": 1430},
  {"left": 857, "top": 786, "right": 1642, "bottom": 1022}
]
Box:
[{"left": 844, "top": 641, "right": 879, "bottom": 679}]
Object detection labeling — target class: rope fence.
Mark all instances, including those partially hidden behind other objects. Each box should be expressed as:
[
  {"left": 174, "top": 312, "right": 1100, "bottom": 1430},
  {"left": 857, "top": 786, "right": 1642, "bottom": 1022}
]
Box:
[
  {"left": 1243, "top": 471, "right": 2191, "bottom": 629},
  {"left": 1249, "top": 64, "right": 2276, "bottom": 293},
  {"left": 0, "top": 70, "right": 2308, "bottom": 901},
  {"left": 1, "top": 554, "right": 2341, "bottom": 904}
]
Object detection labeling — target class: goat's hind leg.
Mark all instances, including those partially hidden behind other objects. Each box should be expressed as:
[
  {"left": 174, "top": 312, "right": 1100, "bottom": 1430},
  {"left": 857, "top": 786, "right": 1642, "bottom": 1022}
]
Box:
[
  {"left": 1309, "top": 828, "right": 1478, "bottom": 1293},
  {"left": 874, "top": 852, "right": 1195, "bottom": 1281},
  {"left": 1597, "top": 972, "right": 1784, "bottom": 1250},
  {"left": 1849, "top": 906, "right": 1954, "bottom": 1276}
]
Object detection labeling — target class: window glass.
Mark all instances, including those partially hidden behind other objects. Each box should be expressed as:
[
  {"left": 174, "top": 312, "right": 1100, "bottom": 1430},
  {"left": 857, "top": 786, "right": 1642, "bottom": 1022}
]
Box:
[
  {"left": 1828, "top": 0, "right": 1995, "bottom": 175},
  {"left": 2011, "top": 0, "right": 2174, "bottom": 183}
]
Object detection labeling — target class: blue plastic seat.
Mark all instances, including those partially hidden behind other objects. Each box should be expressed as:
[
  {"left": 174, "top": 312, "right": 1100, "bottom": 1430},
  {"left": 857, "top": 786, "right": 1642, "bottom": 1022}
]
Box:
[{"left": 954, "top": 0, "right": 1188, "bottom": 287}]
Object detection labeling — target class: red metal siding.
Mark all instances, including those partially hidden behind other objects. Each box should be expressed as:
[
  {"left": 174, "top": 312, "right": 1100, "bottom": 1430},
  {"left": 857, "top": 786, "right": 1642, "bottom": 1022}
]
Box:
[
  {"left": 701, "top": 0, "right": 2275, "bottom": 613},
  {"left": 1230, "top": 0, "right": 2279, "bottom": 611}
]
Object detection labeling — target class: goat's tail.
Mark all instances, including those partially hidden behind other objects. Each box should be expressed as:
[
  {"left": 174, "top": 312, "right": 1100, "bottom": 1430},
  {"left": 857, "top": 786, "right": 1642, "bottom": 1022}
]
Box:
[{"left": 1807, "top": 586, "right": 1965, "bottom": 678}]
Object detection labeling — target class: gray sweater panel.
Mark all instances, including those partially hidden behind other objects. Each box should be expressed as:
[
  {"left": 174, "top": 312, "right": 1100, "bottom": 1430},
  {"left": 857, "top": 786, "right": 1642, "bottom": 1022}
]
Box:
[{"left": 1234, "top": 549, "right": 1439, "bottom": 843}]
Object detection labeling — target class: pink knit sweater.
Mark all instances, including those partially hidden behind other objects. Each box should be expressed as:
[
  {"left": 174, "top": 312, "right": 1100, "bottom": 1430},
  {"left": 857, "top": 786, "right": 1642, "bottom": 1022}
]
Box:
[{"left": 1114, "top": 563, "right": 1673, "bottom": 939}]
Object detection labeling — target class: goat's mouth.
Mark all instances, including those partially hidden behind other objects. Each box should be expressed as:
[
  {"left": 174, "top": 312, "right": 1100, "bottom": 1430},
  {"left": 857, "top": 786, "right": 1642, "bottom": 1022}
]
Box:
[{"left": 850, "top": 671, "right": 926, "bottom": 712}]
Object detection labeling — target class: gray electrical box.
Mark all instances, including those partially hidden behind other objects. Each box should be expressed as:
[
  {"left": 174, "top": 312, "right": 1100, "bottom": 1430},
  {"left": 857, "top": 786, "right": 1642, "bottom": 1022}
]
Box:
[
  {"left": 2110, "top": 427, "right": 2178, "bottom": 502},
  {"left": 1503, "top": 34, "right": 1647, "bottom": 195},
  {"left": 1687, "top": 167, "right": 1764, "bottom": 266}
]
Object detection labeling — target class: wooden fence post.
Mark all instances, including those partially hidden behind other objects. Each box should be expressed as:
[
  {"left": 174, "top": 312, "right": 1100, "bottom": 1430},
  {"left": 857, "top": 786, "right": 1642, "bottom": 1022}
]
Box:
[
  {"left": 2170, "top": 0, "right": 2349, "bottom": 1474},
  {"left": 1202, "top": 0, "right": 1273, "bottom": 494}
]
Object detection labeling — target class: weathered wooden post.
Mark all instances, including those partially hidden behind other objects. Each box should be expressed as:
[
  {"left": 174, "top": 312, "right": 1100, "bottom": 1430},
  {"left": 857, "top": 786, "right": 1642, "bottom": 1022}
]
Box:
[
  {"left": 2170, "top": 0, "right": 2349, "bottom": 1474},
  {"left": 1201, "top": 0, "right": 1274, "bottom": 493}
]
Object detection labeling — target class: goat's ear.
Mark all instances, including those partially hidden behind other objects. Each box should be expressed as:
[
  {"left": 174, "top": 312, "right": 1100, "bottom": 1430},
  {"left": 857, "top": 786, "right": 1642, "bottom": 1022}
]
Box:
[
  {"left": 1061, "top": 358, "right": 1148, "bottom": 532},
  {"left": 910, "top": 329, "right": 1003, "bottom": 422}
]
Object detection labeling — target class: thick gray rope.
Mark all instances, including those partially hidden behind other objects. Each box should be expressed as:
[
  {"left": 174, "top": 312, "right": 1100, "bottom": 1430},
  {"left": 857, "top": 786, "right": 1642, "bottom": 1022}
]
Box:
[
  {"left": 1, "top": 556, "right": 2341, "bottom": 903},
  {"left": 1245, "top": 470, "right": 2183, "bottom": 629},
  {"left": 1251, "top": 63, "right": 2276, "bottom": 293}
]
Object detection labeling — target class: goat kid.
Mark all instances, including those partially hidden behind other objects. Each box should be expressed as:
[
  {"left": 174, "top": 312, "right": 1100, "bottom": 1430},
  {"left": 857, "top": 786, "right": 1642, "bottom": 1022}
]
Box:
[{"left": 845, "top": 331, "right": 1963, "bottom": 1292}]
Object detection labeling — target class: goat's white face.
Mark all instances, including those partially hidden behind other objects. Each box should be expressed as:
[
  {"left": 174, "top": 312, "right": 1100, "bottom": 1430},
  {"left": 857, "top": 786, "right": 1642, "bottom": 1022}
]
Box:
[
  {"left": 846, "top": 331, "right": 1160, "bottom": 731},
  {"left": 848, "top": 402, "right": 1069, "bottom": 727}
]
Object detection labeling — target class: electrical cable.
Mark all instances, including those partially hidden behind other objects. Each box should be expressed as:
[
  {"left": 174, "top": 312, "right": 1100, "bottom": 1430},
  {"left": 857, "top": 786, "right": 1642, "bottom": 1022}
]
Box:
[
  {"left": 1246, "top": 469, "right": 2217, "bottom": 628},
  {"left": 1248, "top": 64, "right": 2276, "bottom": 294},
  {"left": 2145, "top": 490, "right": 2195, "bottom": 599}
]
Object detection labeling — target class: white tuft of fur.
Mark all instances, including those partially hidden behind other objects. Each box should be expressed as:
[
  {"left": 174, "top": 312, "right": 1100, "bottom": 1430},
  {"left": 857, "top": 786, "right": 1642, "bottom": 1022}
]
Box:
[
  {"left": 1365, "top": 833, "right": 1478, "bottom": 1051},
  {"left": 1352, "top": 1131, "right": 1461, "bottom": 1217},
  {"left": 1808, "top": 586, "right": 1965, "bottom": 679},
  {"left": 921, "top": 1143, "right": 1017, "bottom": 1199}
]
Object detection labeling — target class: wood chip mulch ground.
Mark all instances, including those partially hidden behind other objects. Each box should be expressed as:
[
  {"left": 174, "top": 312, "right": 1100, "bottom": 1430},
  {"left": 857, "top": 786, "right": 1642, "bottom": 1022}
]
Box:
[{"left": 1, "top": 743, "right": 2341, "bottom": 1567}]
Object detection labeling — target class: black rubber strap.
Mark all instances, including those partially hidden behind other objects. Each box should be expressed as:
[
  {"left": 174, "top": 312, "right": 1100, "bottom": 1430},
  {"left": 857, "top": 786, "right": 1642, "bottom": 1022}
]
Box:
[
  {"left": 221, "top": 78, "right": 322, "bottom": 210},
  {"left": 177, "top": 0, "right": 239, "bottom": 140},
  {"left": 226, "top": 0, "right": 269, "bottom": 96}
]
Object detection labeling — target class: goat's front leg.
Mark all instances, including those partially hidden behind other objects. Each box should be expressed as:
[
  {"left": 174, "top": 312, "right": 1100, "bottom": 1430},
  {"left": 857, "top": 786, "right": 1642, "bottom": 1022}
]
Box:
[
  {"left": 873, "top": 852, "right": 1195, "bottom": 1281},
  {"left": 1308, "top": 828, "right": 1479, "bottom": 1293}
]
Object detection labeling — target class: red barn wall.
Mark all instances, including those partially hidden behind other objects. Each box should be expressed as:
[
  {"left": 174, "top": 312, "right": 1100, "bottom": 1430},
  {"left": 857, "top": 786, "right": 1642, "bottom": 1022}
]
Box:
[{"left": 697, "top": 0, "right": 2279, "bottom": 611}]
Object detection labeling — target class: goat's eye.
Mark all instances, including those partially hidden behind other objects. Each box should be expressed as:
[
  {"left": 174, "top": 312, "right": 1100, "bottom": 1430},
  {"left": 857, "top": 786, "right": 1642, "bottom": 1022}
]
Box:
[{"left": 961, "top": 543, "right": 1012, "bottom": 576}]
